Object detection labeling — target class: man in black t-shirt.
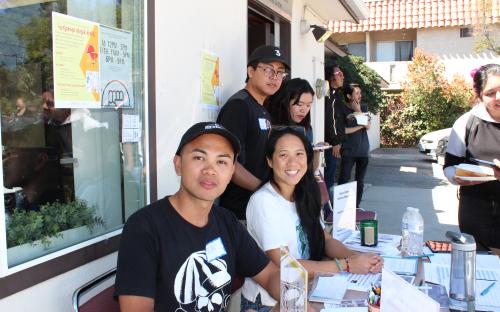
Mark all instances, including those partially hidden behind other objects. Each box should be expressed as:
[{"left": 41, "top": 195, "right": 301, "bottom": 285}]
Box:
[
  {"left": 115, "top": 122, "right": 280, "bottom": 312},
  {"left": 217, "top": 45, "right": 290, "bottom": 219}
]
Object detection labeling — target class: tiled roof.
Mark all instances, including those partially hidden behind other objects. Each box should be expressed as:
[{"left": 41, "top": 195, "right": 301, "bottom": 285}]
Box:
[{"left": 332, "top": 0, "right": 500, "bottom": 33}]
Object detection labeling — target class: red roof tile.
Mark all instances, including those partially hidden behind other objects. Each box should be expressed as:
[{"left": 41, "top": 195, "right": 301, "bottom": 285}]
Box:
[{"left": 332, "top": 0, "right": 500, "bottom": 33}]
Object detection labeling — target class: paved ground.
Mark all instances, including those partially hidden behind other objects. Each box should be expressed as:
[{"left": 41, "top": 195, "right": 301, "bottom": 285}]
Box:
[{"left": 361, "top": 147, "right": 460, "bottom": 241}]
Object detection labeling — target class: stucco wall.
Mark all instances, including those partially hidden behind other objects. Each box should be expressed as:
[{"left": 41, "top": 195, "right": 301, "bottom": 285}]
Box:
[
  {"left": 417, "top": 27, "right": 500, "bottom": 81},
  {"left": 155, "top": 0, "right": 330, "bottom": 197}
]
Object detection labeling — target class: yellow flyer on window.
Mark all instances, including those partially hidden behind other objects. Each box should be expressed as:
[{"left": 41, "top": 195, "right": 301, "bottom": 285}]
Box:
[
  {"left": 52, "top": 12, "right": 100, "bottom": 108},
  {"left": 200, "top": 51, "right": 221, "bottom": 109}
]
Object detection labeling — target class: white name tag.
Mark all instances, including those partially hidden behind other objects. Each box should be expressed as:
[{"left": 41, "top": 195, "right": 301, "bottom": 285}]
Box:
[
  {"left": 205, "top": 237, "right": 227, "bottom": 263},
  {"left": 258, "top": 118, "right": 270, "bottom": 130}
]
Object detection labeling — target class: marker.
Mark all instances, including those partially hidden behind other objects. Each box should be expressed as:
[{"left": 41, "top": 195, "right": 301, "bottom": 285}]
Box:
[{"left": 480, "top": 282, "right": 496, "bottom": 296}]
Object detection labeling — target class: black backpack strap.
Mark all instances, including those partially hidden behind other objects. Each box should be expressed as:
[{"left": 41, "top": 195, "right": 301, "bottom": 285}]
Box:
[{"left": 464, "top": 113, "right": 479, "bottom": 161}]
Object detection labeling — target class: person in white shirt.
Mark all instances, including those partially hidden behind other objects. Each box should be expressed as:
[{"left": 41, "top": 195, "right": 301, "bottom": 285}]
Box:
[{"left": 240, "top": 126, "right": 383, "bottom": 311}]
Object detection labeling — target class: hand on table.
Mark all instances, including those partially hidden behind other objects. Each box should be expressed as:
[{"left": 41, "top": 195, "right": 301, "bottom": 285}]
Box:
[{"left": 348, "top": 253, "right": 383, "bottom": 274}]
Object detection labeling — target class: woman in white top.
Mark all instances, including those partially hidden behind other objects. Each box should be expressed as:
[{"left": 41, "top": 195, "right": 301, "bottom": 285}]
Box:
[{"left": 240, "top": 126, "right": 383, "bottom": 311}]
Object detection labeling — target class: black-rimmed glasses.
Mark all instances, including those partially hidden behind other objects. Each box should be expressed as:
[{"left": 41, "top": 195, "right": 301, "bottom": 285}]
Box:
[{"left": 257, "top": 65, "right": 288, "bottom": 81}]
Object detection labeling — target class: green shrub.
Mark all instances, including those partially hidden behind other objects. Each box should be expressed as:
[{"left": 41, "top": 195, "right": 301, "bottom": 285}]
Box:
[
  {"left": 381, "top": 49, "right": 474, "bottom": 146},
  {"left": 6, "top": 199, "right": 104, "bottom": 248}
]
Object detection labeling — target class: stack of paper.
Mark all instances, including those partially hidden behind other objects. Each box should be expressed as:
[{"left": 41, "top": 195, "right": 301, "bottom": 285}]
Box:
[
  {"left": 342, "top": 231, "right": 401, "bottom": 256},
  {"left": 423, "top": 253, "right": 500, "bottom": 310},
  {"left": 309, "top": 274, "right": 349, "bottom": 303},
  {"left": 383, "top": 257, "right": 418, "bottom": 275}
]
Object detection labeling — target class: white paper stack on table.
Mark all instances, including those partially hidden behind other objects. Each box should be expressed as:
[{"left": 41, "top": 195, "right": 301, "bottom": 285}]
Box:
[{"left": 423, "top": 253, "right": 500, "bottom": 310}]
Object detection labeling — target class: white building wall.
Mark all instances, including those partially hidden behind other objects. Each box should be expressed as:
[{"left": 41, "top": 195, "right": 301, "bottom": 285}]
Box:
[
  {"left": 0, "top": 253, "right": 117, "bottom": 311},
  {"left": 155, "top": 0, "right": 248, "bottom": 197},
  {"left": 291, "top": 1, "right": 328, "bottom": 146},
  {"left": 417, "top": 27, "right": 500, "bottom": 82}
]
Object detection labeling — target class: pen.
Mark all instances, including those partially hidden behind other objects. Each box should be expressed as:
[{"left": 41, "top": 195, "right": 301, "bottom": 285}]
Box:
[{"left": 480, "top": 282, "right": 496, "bottom": 296}]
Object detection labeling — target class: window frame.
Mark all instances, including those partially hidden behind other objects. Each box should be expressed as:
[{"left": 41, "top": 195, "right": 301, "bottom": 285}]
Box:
[
  {"left": 0, "top": 0, "right": 157, "bottom": 299},
  {"left": 460, "top": 27, "right": 473, "bottom": 38}
]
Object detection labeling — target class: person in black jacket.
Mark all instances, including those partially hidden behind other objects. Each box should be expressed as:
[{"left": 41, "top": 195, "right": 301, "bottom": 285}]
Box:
[{"left": 324, "top": 65, "right": 346, "bottom": 203}]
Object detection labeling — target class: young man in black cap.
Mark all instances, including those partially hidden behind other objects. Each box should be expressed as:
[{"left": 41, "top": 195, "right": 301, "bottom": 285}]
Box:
[
  {"left": 217, "top": 45, "right": 290, "bottom": 219},
  {"left": 115, "top": 122, "right": 279, "bottom": 312}
]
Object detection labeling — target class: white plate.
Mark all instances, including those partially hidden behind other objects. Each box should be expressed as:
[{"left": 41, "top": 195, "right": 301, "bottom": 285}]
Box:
[
  {"left": 313, "top": 145, "right": 332, "bottom": 151},
  {"left": 456, "top": 176, "right": 497, "bottom": 181}
]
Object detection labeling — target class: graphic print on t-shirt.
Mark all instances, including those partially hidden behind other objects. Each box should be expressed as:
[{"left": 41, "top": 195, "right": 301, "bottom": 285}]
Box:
[
  {"left": 174, "top": 250, "right": 231, "bottom": 312},
  {"left": 296, "top": 221, "right": 310, "bottom": 259}
]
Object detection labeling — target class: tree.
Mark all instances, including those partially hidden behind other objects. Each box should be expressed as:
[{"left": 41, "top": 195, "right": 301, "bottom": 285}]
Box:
[
  {"left": 473, "top": 0, "right": 500, "bottom": 55},
  {"left": 380, "top": 49, "right": 474, "bottom": 146},
  {"left": 326, "top": 55, "right": 385, "bottom": 113}
]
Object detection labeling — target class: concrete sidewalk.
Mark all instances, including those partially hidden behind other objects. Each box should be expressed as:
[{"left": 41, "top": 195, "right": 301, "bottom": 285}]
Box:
[{"left": 361, "top": 148, "right": 460, "bottom": 241}]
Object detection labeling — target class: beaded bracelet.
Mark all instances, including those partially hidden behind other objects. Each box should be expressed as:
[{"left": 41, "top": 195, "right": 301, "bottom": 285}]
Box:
[
  {"left": 344, "top": 257, "right": 350, "bottom": 272},
  {"left": 334, "top": 258, "right": 344, "bottom": 272}
]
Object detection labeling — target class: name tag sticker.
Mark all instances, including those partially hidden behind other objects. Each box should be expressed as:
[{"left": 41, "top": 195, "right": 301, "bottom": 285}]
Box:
[
  {"left": 258, "top": 118, "right": 269, "bottom": 130},
  {"left": 205, "top": 237, "right": 227, "bottom": 263}
]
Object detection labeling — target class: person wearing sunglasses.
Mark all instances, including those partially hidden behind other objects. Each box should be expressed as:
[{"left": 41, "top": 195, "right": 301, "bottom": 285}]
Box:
[
  {"left": 265, "top": 78, "right": 327, "bottom": 172},
  {"left": 240, "top": 126, "right": 382, "bottom": 311},
  {"left": 217, "top": 45, "right": 290, "bottom": 220},
  {"left": 324, "top": 65, "right": 347, "bottom": 207}
]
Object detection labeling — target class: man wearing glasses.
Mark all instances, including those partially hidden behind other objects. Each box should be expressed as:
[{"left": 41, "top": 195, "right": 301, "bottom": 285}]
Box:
[
  {"left": 217, "top": 45, "right": 290, "bottom": 220},
  {"left": 324, "top": 65, "right": 346, "bottom": 207}
]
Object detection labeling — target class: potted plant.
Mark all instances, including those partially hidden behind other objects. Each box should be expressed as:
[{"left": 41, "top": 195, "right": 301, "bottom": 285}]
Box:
[{"left": 6, "top": 199, "right": 104, "bottom": 248}]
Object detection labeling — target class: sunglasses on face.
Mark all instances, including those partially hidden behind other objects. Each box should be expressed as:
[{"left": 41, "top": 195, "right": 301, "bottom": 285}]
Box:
[{"left": 268, "top": 125, "right": 306, "bottom": 138}]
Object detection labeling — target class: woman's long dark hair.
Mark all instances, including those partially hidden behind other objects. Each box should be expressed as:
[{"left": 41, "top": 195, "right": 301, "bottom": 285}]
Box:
[
  {"left": 265, "top": 78, "right": 315, "bottom": 129},
  {"left": 266, "top": 127, "right": 325, "bottom": 260}
]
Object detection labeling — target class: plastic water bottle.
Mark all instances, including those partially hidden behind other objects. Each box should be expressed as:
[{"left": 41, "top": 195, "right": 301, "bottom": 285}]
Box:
[{"left": 401, "top": 207, "right": 424, "bottom": 255}]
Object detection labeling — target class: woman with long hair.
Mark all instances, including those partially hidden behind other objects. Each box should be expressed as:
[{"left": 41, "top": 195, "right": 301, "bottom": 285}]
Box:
[
  {"left": 338, "top": 84, "right": 371, "bottom": 208},
  {"left": 444, "top": 64, "right": 500, "bottom": 249},
  {"left": 240, "top": 127, "right": 383, "bottom": 311},
  {"left": 265, "top": 78, "right": 326, "bottom": 171}
]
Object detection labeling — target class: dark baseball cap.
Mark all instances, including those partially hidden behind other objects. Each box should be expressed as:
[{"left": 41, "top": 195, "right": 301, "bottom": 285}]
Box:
[
  {"left": 176, "top": 122, "right": 241, "bottom": 157},
  {"left": 247, "top": 45, "right": 290, "bottom": 69}
]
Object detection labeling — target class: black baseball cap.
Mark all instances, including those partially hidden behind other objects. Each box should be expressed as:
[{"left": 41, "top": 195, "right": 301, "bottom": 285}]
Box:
[
  {"left": 176, "top": 122, "right": 241, "bottom": 157},
  {"left": 247, "top": 45, "right": 290, "bottom": 69}
]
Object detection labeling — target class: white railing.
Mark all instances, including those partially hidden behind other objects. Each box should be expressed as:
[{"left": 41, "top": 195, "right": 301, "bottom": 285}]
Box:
[{"left": 365, "top": 61, "right": 411, "bottom": 89}]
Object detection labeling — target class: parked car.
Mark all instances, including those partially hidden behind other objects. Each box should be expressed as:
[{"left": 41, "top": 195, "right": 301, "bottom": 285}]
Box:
[
  {"left": 435, "top": 137, "right": 448, "bottom": 165},
  {"left": 418, "top": 128, "right": 451, "bottom": 162}
]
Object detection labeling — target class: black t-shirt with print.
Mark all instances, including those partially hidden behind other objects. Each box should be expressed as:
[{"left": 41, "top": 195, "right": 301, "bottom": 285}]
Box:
[
  {"left": 216, "top": 89, "right": 271, "bottom": 219},
  {"left": 114, "top": 196, "right": 269, "bottom": 312}
]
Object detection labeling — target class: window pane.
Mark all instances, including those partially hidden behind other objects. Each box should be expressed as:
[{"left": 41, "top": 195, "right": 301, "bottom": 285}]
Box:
[
  {"left": 347, "top": 42, "right": 366, "bottom": 61},
  {"left": 376, "top": 41, "right": 395, "bottom": 61},
  {"left": 1, "top": 0, "right": 146, "bottom": 268},
  {"left": 395, "top": 41, "right": 413, "bottom": 61}
]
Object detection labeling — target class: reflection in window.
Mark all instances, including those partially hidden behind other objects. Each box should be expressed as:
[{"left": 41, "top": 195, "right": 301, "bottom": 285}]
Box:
[
  {"left": 346, "top": 42, "right": 366, "bottom": 61},
  {"left": 1, "top": 0, "right": 146, "bottom": 268}
]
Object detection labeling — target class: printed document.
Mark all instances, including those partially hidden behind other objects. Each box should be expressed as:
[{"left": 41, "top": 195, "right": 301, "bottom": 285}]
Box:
[{"left": 380, "top": 268, "right": 440, "bottom": 312}]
